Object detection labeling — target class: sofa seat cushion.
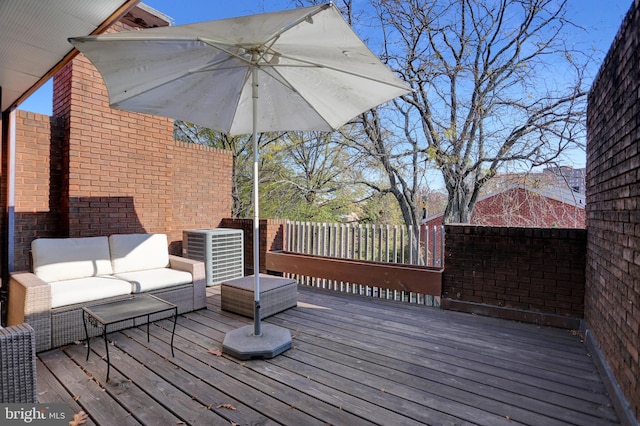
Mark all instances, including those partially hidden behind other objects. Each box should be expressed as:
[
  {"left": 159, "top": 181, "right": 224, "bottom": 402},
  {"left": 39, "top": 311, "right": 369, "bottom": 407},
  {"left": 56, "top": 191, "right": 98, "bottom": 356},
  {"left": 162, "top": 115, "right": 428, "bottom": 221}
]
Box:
[
  {"left": 50, "top": 276, "right": 133, "bottom": 308},
  {"left": 32, "top": 236, "right": 113, "bottom": 282},
  {"left": 116, "top": 268, "right": 193, "bottom": 293},
  {"left": 109, "top": 234, "right": 170, "bottom": 274}
]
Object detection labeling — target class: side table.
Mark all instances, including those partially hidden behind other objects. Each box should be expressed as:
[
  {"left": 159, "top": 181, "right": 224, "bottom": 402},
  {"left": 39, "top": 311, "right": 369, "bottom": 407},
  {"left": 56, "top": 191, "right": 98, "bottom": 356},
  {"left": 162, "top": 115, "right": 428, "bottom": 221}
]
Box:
[{"left": 82, "top": 294, "right": 177, "bottom": 382}]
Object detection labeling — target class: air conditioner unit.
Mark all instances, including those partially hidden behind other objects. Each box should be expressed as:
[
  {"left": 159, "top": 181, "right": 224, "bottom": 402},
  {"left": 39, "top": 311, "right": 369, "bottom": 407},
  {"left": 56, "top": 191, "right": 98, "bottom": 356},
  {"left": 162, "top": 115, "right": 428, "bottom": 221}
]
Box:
[{"left": 183, "top": 228, "right": 244, "bottom": 286}]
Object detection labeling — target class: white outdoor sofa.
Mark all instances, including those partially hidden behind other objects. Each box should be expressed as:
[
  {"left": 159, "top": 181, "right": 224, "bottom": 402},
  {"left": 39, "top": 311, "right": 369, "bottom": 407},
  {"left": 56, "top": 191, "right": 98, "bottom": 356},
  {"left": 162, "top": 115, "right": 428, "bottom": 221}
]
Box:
[{"left": 7, "top": 233, "right": 206, "bottom": 352}]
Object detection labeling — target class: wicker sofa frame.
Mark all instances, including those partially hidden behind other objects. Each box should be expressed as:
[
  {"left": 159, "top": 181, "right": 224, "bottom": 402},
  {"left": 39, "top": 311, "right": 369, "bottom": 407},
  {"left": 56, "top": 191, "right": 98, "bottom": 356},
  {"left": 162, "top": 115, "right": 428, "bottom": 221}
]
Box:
[
  {"left": 0, "top": 323, "right": 37, "bottom": 403},
  {"left": 8, "top": 255, "right": 206, "bottom": 353}
]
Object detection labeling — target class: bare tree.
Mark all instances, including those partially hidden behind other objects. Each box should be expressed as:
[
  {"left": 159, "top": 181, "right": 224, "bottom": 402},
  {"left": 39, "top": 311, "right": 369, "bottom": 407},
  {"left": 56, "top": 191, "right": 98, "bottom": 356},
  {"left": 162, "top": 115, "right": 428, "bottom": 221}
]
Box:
[
  {"left": 364, "top": 0, "right": 589, "bottom": 223},
  {"left": 175, "top": 120, "right": 369, "bottom": 221},
  {"left": 276, "top": 132, "right": 346, "bottom": 205},
  {"left": 261, "top": 131, "right": 364, "bottom": 221}
]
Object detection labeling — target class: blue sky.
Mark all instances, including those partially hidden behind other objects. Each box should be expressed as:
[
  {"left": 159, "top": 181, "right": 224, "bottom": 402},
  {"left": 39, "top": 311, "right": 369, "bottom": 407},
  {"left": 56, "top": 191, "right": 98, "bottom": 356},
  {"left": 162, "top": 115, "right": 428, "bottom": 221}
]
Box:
[{"left": 18, "top": 0, "right": 633, "bottom": 169}]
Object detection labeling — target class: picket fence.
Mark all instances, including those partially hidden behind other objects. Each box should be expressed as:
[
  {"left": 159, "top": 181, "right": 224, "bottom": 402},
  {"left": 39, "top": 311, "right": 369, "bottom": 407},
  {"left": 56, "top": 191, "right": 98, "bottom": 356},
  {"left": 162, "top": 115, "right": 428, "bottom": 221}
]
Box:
[{"left": 283, "top": 221, "right": 444, "bottom": 305}]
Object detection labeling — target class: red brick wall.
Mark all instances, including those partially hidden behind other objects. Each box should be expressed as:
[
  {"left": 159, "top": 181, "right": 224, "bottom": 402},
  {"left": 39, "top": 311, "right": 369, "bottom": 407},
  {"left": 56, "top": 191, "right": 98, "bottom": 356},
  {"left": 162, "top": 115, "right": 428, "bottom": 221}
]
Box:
[
  {"left": 442, "top": 225, "right": 586, "bottom": 321},
  {"left": 12, "top": 112, "right": 65, "bottom": 267},
  {"left": 221, "top": 218, "right": 286, "bottom": 275},
  {"left": 62, "top": 52, "right": 176, "bottom": 237},
  {"left": 586, "top": 0, "right": 640, "bottom": 419},
  {"left": 172, "top": 141, "right": 233, "bottom": 250}
]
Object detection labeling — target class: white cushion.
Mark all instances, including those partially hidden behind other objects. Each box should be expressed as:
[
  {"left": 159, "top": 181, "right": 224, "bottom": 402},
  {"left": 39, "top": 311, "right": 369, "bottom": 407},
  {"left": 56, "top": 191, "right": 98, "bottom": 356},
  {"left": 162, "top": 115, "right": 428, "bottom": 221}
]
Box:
[
  {"left": 109, "top": 234, "right": 170, "bottom": 274},
  {"left": 50, "top": 276, "right": 132, "bottom": 308},
  {"left": 116, "top": 268, "right": 193, "bottom": 293},
  {"left": 32, "top": 237, "right": 113, "bottom": 282}
]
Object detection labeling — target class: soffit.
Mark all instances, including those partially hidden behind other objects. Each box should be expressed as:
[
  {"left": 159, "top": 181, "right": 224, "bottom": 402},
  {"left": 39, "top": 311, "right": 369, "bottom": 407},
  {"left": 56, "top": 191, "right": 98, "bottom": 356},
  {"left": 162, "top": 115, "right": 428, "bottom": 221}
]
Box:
[{"left": 0, "top": 0, "right": 139, "bottom": 112}]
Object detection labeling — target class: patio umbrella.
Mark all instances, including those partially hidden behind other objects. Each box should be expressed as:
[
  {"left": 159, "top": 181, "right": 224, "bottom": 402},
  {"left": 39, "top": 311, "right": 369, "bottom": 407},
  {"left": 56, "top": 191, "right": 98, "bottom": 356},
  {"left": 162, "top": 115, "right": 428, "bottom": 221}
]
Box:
[{"left": 69, "top": 3, "right": 409, "bottom": 359}]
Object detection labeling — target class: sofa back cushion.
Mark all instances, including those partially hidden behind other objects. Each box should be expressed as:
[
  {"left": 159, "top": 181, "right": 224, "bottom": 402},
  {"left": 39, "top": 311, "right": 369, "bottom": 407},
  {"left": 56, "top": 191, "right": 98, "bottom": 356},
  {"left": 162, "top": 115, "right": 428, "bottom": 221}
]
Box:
[
  {"left": 32, "top": 236, "right": 113, "bottom": 282},
  {"left": 109, "top": 233, "right": 170, "bottom": 274}
]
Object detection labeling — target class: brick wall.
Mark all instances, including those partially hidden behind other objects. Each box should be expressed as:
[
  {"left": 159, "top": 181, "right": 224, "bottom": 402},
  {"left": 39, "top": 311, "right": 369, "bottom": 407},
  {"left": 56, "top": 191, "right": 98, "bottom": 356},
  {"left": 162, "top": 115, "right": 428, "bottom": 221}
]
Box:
[
  {"left": 12, "top": 111, "right": 66, "bottom": 267},
  {"left": 172, "top": 141, "right": 233, "bottom": 252},
  {"left": 11, "top": 33, "right": 233, "bottom": 269},
  {"left": 442, "top": 225, "right": 586, "bottom": 327},
  {"left": 221, "top": 218, "right": 286, "bottom": 275},
  {"left": 586, "top": 0, "right": 640, "bottom": 419},
  {"left": 61, "top": 52, "right": 176, "bottom": 237}
]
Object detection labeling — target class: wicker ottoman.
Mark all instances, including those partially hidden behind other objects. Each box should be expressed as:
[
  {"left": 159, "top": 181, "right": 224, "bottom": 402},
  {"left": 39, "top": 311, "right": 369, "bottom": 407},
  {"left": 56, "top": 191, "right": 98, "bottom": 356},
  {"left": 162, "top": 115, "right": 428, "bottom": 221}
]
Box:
[{"left": 221, "top": 275, "right": 297, "bottom": 319}]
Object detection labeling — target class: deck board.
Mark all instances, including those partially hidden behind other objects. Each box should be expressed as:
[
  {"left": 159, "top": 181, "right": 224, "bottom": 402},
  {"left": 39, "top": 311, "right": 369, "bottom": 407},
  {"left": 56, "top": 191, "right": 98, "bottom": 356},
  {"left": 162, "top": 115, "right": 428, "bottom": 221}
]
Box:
[
  {"left": 62, "top": 342, "right": 233, "bottom": 425},
  {"left": 152, "top": 316, "right": 367, "bottom": 425},
  {"left": 35, "top": 358, "right": 98, "bottom": 426},
  {"left": 39, "top": 349, "right": 141, "bottom": 425},
  {"left": 35, "top": 285, "right": 620, "bottom": 425}
]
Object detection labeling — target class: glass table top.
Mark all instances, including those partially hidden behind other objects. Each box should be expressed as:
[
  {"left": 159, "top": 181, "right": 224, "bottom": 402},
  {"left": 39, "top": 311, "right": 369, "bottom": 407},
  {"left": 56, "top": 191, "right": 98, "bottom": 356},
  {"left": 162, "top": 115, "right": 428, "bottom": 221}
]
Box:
[{"left": 82, "top": 294, "right": 176, "bottom": 325}]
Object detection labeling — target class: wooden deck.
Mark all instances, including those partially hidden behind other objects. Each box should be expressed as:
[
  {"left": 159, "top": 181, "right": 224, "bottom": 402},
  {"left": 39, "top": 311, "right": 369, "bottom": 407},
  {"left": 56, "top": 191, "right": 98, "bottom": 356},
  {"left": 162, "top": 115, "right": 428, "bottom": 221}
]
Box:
[{"left": 36, "top": 286, "right": 620, "bottom": 425}]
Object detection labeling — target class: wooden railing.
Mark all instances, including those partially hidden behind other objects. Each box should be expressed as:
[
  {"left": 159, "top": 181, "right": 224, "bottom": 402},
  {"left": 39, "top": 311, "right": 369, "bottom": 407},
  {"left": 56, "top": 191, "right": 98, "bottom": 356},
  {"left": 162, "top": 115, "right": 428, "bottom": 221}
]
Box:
[
  {"left": 265, "top": 221, "right": 444, "bottom": 306},
  {"left": 285, "top": 221, "right": 444, "bottom": 267}
]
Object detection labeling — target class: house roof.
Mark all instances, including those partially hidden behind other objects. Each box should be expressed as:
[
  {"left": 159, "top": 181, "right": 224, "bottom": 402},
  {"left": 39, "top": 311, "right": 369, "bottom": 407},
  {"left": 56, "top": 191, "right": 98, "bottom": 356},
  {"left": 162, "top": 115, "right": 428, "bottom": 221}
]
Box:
[
  {"left": 422, "top": 183, "right": 586, "bottom": 224},
  {"left": 0, "top": 0, "right": 143, "bottom": 113},
  {"left": 477, "top": 183, "right": 586, "bottom": 208}
]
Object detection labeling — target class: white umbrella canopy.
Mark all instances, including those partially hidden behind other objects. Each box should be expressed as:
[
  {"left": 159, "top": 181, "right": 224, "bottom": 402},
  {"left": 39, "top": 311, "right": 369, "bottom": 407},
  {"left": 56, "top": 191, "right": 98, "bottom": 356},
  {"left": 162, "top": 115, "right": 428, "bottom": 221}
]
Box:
[
  {"left": 69, "top": 3, "right": 409, "bottom": 359},
  {"left": 69, "top": 3, "right": 409, "bottom": 135}
]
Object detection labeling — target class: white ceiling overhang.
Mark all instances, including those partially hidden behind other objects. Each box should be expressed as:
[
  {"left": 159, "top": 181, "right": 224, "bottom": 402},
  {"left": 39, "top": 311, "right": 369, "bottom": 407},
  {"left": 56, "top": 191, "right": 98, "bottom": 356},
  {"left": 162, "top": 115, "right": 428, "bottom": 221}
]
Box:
[{"left": 0, "top": 0, "right": 141, "bottom": 113}]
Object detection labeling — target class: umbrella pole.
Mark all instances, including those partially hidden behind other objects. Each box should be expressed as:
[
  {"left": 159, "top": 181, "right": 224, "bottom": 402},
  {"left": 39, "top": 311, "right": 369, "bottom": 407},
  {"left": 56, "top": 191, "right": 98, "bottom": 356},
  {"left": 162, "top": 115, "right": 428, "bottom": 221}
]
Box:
[{"left": 252, "top": 64, "right": 261, "bottom": 337}]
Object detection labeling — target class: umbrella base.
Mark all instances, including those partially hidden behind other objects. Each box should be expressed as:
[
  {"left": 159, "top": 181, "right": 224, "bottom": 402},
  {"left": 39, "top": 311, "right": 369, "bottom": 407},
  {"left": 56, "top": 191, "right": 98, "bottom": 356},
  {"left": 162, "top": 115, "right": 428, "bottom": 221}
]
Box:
[{"left": 222, "top": 324, "right": 292, "bottom": 360}]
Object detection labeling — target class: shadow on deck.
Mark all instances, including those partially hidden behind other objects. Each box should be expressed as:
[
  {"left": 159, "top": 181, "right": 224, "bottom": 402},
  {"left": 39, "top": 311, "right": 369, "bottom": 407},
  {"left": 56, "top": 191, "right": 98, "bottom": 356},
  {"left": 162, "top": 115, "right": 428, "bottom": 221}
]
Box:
[{"left": 35, "top": 286, "right": 620, "bottom": 425}]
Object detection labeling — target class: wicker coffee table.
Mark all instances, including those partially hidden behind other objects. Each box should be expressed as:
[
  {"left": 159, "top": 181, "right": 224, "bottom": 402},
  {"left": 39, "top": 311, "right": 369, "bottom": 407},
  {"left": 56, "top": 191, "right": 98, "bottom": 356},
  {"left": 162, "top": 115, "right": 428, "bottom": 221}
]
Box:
[
  {"left": 82, "top": 294, "right": 177, "bottom": 382},
  {"left": 221, "top": 274, "right": 297, "bottom": 319}
]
